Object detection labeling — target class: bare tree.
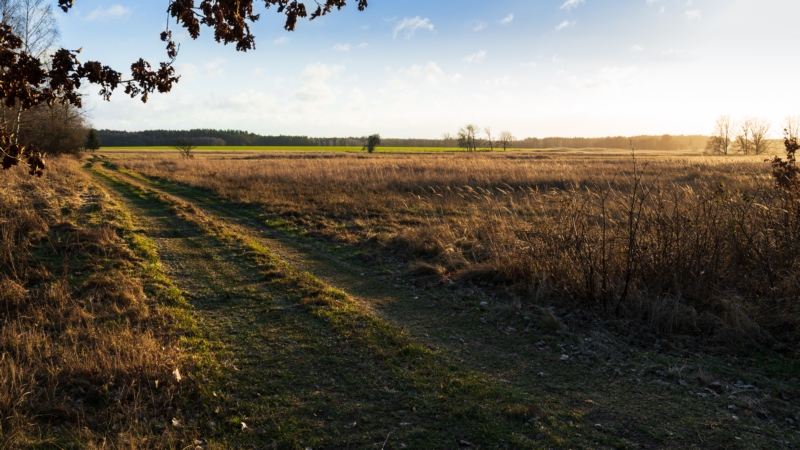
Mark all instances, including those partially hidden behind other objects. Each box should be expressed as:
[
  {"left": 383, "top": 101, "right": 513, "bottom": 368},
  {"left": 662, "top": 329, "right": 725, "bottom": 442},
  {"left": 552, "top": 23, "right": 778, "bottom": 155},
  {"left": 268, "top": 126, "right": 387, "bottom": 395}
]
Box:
[
  {"left": 498, "top": 131, "right": 514, "bottom": 151},
  {"left": 1, "top": 0, "right": 60, "bottom": 143},
  {"left": 734, "top": 117, "right": 753, "bottom": 155},
  {"left": 785, "top": 115, "right": 800, "bottom": 142},
  {"left": 14, "top": 0, "right": 58, "bottom": 59},
  {"left": 749, "top": 118, "right": 772, "bottom": 155},
  {"left": 709, "top": 115, "right": 734, "bottom": 155},
  {"left": 457, "top": 124, "right": 479, "bottom": 152},
  {"left": 484, "top": 127, "right": 494, "bottom": 151}
]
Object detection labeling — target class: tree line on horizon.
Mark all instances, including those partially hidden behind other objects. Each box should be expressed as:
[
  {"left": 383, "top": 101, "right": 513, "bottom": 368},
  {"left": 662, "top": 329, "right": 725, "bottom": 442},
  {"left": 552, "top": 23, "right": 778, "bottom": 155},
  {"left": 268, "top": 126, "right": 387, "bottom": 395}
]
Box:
[{"left": 97, "top": 129, "right": 711, "bottom": 151}]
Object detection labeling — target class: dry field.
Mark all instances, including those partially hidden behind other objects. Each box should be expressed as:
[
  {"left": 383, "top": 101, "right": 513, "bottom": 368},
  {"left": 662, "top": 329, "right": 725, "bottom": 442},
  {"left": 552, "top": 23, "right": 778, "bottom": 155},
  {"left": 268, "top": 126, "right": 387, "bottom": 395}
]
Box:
[
  {"left": 3, "top": 150, "right": 800, "bottom": 448},
  {"left": 113, "top": 151, "right": 800, "bottom": 345},
  {"left": 0, "top": 159, "right": 215, "bottom": 447}
]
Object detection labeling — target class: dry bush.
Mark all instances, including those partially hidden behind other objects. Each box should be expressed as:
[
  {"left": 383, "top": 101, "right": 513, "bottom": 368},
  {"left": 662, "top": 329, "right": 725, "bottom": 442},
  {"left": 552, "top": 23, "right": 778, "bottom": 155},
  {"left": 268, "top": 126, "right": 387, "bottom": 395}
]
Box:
[
  {"left": 0, "top": 160, "right": 200, "bottom": 447},
  {"left": 117, "top": 152, "right": 800, "bottom": 345}
]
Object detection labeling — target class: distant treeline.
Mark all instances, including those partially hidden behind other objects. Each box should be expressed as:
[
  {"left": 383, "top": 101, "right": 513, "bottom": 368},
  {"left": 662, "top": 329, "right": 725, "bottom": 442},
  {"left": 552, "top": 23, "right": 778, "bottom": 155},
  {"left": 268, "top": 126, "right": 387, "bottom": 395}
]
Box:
[
  {"left": 96, "top": 129, "right": 317, "bottom": 147},
  {"left": 96, "top": 129, "right": 709, "bottom": 151},
  {"left": 516, "top": 135, "right": 709, "bottom": 151}
]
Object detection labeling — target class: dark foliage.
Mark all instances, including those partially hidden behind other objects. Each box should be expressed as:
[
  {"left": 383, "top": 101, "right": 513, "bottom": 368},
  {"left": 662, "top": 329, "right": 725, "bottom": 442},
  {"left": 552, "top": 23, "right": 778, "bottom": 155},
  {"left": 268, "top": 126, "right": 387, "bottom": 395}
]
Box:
[
  {"left": 363, "top": 133, "right": 381, "bottom": 153},
  {"left": 85, "top": 129, "right": 101, "bottom": 152}
]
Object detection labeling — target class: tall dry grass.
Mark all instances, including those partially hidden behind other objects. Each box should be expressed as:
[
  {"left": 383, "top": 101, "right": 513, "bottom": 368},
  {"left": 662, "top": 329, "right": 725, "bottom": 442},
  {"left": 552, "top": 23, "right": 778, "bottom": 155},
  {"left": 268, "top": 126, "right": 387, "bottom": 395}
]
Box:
[
  {"left": 117, "top": 152, "right": 800, "bottom": 345},
  {"left": 0, "top": 160, "right": 201, "bottom": 448}
]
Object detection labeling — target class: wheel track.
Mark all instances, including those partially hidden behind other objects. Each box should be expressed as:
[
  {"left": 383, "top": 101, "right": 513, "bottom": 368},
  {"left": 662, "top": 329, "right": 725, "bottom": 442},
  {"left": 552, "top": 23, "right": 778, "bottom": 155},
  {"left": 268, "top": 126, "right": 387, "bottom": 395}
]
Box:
[
  {"left": 90, "top": 159, "right": 799, "bottom": 449},
  {"left": 88, "top": 162, "right": 582, "bottom": 448}
]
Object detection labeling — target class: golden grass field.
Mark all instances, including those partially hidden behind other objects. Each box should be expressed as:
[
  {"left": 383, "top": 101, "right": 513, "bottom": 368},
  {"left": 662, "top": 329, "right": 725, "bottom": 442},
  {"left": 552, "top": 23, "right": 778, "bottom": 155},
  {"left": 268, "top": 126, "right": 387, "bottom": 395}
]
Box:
[
  {"left": 113, "top": 150, "right": 798, "bottom": 341},
  {"left": 2, "top": 149, "right": 800, "bottom": 448}
]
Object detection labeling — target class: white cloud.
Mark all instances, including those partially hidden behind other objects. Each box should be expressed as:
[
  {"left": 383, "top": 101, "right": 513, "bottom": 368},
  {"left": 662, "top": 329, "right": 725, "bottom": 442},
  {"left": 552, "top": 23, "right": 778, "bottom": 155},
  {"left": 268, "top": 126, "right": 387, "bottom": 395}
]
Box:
[
  {"left": 662, "top": 48, "right": 687, "bottom": 56},
  {"left": 484, "top": 76, "right": 518, "bottom": 87},
  {"left": 555, "top": 20, "right": 576, "bottom": 31},
  {"left": 333, "top": 43, "right": 351, "bottom": 52},
  {"left": 393, "top": 62, "right": 461, "bottom": 87},
  {"left": 357, "top": 42, "right": 369, "bottom": 49},
  {"left": 685, "top": 9, "right": 701, "bottom": 20},
  {"left": 85, "top": 5, "right": 131, "bottom": 21},
  {"left": 499, "top": 14, "right": 514, "bottom": 25},
  {"left": 204, "top": 58, "right": 226, "bottom": 77},
  {"left": 463, "top": 50, "right": 487, "bottom": 63},
  {"left": 295, "top": 63, "right": 344, "bottom": 104},
  {"left": 393, "top": 17, "right": 435, "bottom": 39},
  {"left": 561, "top": 0, "right": 585, "bottom": 11},
  {"left": 552, "top": 54, "right": 563, "bottom": 64},
  {"left": 472, "top": 21, "right": 487, "bottom": 31},
  {"left": 273, "top": 36, "right": 290, "bottom": 44},
  {"left": 520, "top": 61, "right": 537, "bottom": 67},
  {"left": 630, "top": 44, "right": 643, "bottom": 53}
]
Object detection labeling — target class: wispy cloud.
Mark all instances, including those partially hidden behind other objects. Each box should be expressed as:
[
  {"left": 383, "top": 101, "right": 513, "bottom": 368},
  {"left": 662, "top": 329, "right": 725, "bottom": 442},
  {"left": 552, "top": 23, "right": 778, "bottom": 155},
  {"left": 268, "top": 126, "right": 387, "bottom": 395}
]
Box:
[
  {"left": 498, "top": 14, "right": 514, "bottom": 24},
  {"left": 560, "top": 0, "right": 585, "bottom": 11},
  {"left": 463, "top": 50, "right": 487, "bottom": 63},
  {"left": 555, "top": 20, "right": 576, "bottom": 31},
  {"left": 333, "top": 43, "right": 351, "bottom": 52},
  {"left": 472, "top": 21, "right": 487, "bottom": 31},
  {"left": 86, "top": 5, "right": 131, "bottom": 21},
  {"left": 393, "top": 17, "right": 435, "bottom": 39},
  {"left": 520, "top": 61, "right": 537, "bottom": 68},
  {"left": 630, "top": 44, "right": 643, "bottom": 53},
  {"left": 204, "top": 58, "right": 226, "bottom": 77},
  {"left": 391, "top": 62, "right": 461, "bottom": 88},
  {"left": 684, "top": 9, "right": 701, "bottom": 20},
  {"left": 295, "top": 63, "right": 344, "bottom": 105},
  {"left": 273, "top": 36, "right": 290, "bottom": 45}
]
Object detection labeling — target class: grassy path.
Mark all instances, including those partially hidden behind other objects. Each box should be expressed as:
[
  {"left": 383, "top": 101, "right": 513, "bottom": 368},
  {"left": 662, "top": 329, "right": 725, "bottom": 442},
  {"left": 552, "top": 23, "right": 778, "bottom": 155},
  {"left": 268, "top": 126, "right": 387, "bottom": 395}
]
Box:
[
  {"left": 92, "top": 159, "right": 800, "bottom": 449},
  {"left": 88, "top": 163, "right": 609, "bottom": 448}
]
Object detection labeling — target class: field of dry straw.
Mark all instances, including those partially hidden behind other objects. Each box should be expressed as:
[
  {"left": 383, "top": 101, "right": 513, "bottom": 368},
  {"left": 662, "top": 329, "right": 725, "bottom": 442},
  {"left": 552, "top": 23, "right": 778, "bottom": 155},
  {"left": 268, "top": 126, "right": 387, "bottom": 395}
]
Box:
[
  {"left": 0, "top": 160, "right": 206, "bottom": 447},
  {"left": 117, "top": 151, "right": 800, "bottom": 346}
]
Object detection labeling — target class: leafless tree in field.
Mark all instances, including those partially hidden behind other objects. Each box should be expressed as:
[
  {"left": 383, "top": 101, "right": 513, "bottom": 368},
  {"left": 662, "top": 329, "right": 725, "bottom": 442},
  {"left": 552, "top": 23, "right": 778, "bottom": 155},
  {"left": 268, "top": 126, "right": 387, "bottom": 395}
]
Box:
[
  {"left": 734, "top": 117, "right": 753, "bottom": 155},
  {"left": 484, "top": 127, "right": 494, "bottom": 151},
  {"left": 785, "top": 115, "right": 800, "bottom": 142},
  {"left": 708, "top": 115, "right": 734, "bottom": 155},
  {"left": 498, "top": 131, "right": 514, "bottom": 151},
  {"left": 749, "top": 118, "right": 771, "bottom": 155},
  {"left": 457, "top": 124, "right": 479, "bottom": 152}
]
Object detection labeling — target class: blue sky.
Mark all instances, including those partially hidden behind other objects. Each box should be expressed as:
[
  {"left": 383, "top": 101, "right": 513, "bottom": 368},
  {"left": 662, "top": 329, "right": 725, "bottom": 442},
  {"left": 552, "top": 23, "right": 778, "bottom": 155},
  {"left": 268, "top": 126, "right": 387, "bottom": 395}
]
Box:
[{"left": 56, "top": 0, "right": 800, "bottom": 138}]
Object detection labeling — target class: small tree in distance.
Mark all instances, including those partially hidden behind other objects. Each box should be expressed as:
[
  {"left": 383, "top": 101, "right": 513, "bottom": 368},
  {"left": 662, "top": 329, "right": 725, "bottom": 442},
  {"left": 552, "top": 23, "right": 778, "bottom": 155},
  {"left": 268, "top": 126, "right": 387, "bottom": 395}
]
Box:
[
  {"left": 85, "top": 129, "right": 101, "bottom": 152},
  {"left": 457, "top": 124, "right": 479, "bottom": 152},
  {"left": 174, "top": 138, "right": 195, "bottom": 159},
  {"left": 499, "top": 131, "right": 514, "bottom": 151},
  {"left": 363, "top": 134, "right": 381, "bottom": 153}
]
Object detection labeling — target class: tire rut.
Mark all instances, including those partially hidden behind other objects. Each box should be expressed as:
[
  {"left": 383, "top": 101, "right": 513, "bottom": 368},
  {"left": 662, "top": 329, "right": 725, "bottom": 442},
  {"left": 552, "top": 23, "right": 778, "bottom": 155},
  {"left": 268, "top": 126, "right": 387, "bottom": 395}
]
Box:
[
  {"left": 89, "top": 165, "right": 574, "bottom": 448},
  {"left": 94, "top": 162, "right": 794, "bottom": 450}
]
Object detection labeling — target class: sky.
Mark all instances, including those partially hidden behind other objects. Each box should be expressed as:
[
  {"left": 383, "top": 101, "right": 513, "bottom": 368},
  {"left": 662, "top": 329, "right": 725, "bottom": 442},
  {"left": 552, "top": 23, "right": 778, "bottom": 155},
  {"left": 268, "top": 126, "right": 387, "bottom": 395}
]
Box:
[{"left": 55, "top": 0, "right": 800, "bottom": 139}]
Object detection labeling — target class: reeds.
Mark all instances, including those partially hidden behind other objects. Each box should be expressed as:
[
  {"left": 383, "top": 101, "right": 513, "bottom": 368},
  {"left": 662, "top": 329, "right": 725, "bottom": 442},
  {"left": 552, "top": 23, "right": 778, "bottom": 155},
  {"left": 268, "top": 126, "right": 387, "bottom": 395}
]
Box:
[{"left": 117, "top": 152, "right": 799, "bottom": 344}]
